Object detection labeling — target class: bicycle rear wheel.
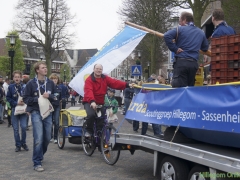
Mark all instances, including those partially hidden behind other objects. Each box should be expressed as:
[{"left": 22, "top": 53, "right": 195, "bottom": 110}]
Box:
[
  {"left": 101, "top": 125, "right": 120, "bottom": 165},
  {"left": 57, "top": 126, "right": 65, "bottom": 149},
  {"left": 81, "top": 122, "right": 95, "bottom": 156}
]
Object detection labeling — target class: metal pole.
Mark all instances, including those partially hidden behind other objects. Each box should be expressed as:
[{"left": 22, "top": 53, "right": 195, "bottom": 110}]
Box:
[
  {"left": 8, "top": 50, "right": 15, "bottom": 80},
  {"left": 64, "top": 70, "right": 66, "bottom": 82},
  {"left": 11, "top": 56, "right": 13, "bottom": 80},
  {"left": 127, "top": 59, "right": 128, "bottom": 81},
  {"left": 148, "top": 65, "right": 150, "bottom": 78}
]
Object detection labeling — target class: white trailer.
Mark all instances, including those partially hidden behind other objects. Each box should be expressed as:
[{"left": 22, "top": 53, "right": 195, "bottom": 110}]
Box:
[{"left": 109, "top": 132, "right": 240, "bottom": 180}]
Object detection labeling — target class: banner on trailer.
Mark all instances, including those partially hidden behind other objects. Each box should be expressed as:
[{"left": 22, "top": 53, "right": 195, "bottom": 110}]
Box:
[
  {"left": 69, "top": 26, "right": 147, "bottom": 96},
  {"left": 125, "top": 85, "right": 240, "bottom": 133}
]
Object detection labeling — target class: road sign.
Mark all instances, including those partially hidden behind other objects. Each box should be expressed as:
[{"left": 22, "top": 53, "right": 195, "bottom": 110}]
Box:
[{"left": 131, "top": 65, "right": 142, "bottom": 76}]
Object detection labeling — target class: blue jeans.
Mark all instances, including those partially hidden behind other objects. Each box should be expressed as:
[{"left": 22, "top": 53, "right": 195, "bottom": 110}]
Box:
[
  {"left": 11, "top": 108, "right": 28, "bottom": 147},
  {"left": 0, "top": 104, "right": 3, "bottom": 120},
  {"left": 52, "top": 106, "right": 60, "bottom": 139},
  {"left": 31, "top": 110, "right": 52, "bottom": 167},
  {"left": 141, "top": 122, "right": 161, "bottom": 136}
]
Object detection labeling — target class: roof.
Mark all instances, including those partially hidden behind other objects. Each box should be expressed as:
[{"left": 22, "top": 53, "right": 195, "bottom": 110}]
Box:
[
  {"left": 0, "top": 38, "right": 64, "bottom": 62},
  {"left": 66, "top": 48, "right": 98, "bottom": 68}
]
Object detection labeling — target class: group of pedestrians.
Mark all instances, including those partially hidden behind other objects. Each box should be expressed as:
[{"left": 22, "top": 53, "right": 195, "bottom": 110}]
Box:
[{"left": 0, "top": 61, "right": 70, "bottom": 172}]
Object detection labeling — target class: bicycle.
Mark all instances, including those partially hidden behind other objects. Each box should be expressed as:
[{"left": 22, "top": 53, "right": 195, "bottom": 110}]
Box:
[{"left": 81, "top": 105, "right": 120, "bottom": 165}]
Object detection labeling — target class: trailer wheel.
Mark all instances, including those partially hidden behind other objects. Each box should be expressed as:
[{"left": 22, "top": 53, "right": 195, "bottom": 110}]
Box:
[
  {"left": 160, "top": 156, "right": 188, "bottom": 180},
  {"left": 188, "top": 166, "right": 210, "bottom": 180}
]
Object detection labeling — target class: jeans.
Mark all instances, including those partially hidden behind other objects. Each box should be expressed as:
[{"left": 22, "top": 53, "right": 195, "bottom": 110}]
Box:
[
  {"left": 52, "top": 106, "right": 60, "bottom": 139},
  {"left": 31, "top": 110, "right": 52, "bottom": 167},
  {"left": 141, "top": 122, "right": 161, "bottom": 136},
  {"left": 11, "top": 108, "right": 28, "bottom": 147},
  {"left": 0, "top": 104, "right": 3, "bottom": 120}
]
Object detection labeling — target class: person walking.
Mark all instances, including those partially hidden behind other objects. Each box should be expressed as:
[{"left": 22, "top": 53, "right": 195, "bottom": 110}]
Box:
[
  {"left": 6, "top": 70, "right": 29, "bottom": 152},
  {"left": 49, "top": 73, "right": 61, "bottom": 144},
  {"left": 23, "top": 61, "right": 57, "bottom": 172},
  {"left": 59, "top": 79, "right": 69, "bottom": 109},
  {"left": 164, "top": 11, "right": 209, "bottom": 88}
]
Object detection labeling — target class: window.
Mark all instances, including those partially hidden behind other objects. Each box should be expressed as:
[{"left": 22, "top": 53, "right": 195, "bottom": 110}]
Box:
[{"left": 51, "top": 63, "right": 55, "bottom": 69}]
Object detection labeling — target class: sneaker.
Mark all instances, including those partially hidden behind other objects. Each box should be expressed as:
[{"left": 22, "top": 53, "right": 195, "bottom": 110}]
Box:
[
  {"left": 15, "top": 146, "right": 21, "bottom": 152},
  {"left": 84, "top": 131, "right": 91, "bottom": 137},
  {"left": 34, "top": 165, "right": 44, "bottom": 172},
  {"left": 50, "top": 138, "right": 54, "bottom": 142},
  {"left": 22, "top": 144, "right": 29, "bottom": 151},
  {"left": 54, "top": 139, "right": 57, "bottom": 144}
]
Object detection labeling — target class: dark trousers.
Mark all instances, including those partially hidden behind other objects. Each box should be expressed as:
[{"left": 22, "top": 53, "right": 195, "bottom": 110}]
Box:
[
  {"left": 124, "top": 98, "right": 132, "bottom": 123},
  {"left": 115, "top": 96, "right": 122, "bottom": 106},
  {"left": 62, "top": 100, "right": 66, "bottom": 109},
  {"left": 84, "top": 103, "right": 105, "bottom": 134},
  {"left": 133, "top": 120, "right": 139, "bottom": 131},
  {"left": 171, "top": 59, "right": 198, "bottom": 88}
]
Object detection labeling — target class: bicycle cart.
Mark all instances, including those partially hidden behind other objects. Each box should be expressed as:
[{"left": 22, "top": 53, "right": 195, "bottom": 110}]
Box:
[{"left": 57, "top": 109, "right": 86, "bottom": 149}]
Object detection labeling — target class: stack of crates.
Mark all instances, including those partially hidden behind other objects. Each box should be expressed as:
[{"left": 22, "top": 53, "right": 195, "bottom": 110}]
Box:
[{"left": 211, "top": 34, "right": 240, "bottom": 84}]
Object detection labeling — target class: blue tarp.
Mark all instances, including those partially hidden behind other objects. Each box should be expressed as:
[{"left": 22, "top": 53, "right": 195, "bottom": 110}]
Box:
[{"left": 126, "top": 85, "right": 240, "bottom": 134}]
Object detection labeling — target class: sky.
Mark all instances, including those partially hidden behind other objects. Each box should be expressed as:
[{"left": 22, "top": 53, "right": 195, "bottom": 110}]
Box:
[
  {"left": 0, "top": 0, "right": 123, "bottom": 49},
  {"left": 0, "top": 0, "right": 190, "bottom": 50}
]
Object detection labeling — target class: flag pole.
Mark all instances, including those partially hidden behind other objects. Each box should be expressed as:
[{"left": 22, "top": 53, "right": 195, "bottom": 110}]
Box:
[{"left": 125, "top": 21, "right": 211, "bottom": 57}]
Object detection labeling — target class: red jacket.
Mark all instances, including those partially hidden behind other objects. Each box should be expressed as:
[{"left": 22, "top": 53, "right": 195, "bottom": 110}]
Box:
[{"left": 83, "top": 73, "right": 128, "bottom": 105}]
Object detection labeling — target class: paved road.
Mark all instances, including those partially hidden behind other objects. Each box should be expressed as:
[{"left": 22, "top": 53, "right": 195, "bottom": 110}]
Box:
[{"left": 0, "top": 103, "right": 158, "bottom": 180}]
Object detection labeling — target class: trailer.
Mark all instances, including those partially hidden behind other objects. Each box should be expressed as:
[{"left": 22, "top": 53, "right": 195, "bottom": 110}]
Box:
[
  {"left": 109, "top": 132, "right": 240, "bottom": 180},
  {"left": 105, "top": 83, "right": 240, "bottom": 180}
]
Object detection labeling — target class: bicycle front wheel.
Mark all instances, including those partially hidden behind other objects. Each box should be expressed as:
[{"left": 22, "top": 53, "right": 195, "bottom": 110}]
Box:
[
  {"left": 81, "top": 122, "right": 95, "bottom": 156},
  {"left": 101, "top": 125, "right": 120, "bottom": 165},
  {"left": 57, "top": 126, "right": 65, "bottom": 149}
]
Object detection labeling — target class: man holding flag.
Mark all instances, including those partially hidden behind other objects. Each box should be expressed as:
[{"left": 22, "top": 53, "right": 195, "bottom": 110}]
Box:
[{"left": 83, "top": 64, "right": 134, "bottom": 137}]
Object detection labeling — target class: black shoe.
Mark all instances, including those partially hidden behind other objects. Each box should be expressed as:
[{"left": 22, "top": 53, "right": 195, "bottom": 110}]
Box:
[
  {"left": 15, "top": 146, "right": 21, "bottom": 152},
  {"left": 22, "top": 144, "right": 29, "bottom": 151},
  {"left": 8, "top": 124, "right": 11, "bottom": 127}
]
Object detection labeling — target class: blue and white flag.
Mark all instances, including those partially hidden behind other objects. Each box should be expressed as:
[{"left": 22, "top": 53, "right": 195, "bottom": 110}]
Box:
[{"left": 69, "top": 25, "right": 147, "bottom": 96}]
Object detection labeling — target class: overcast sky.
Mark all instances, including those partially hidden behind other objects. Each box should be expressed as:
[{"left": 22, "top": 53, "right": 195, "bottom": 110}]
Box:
[{"left": 0, "top": 0, "right": 123, "bottom": 49}]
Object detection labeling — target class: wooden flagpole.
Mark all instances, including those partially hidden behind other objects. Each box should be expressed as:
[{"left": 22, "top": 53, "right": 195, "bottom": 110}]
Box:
[{"left": 125, "top": 21, "right": 211, "bottom": 57}]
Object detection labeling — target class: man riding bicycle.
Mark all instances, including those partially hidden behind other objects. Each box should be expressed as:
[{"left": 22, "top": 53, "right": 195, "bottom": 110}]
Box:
[{"left": 83, "top": 64, "right": 134, "bottom": 137}]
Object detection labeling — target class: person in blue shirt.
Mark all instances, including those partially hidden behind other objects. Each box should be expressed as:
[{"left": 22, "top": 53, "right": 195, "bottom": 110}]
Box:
[
  {"left": 58, "top": 80, "right": 69, "bottom": 109},
  {"left": 6, "top": 70, "right": 29, "bottom": 152},
  {"left": 164, "top": 11, "right": 209, "bottom": 87},
  {"left": 23, "top": 61, "right": 57, "bottom": 172},
  {"left": 49, "top": 73, "right": 62, "bottom": 144},
  {"left": 211, "top": 8, "right": 235, "bottom": 38}
]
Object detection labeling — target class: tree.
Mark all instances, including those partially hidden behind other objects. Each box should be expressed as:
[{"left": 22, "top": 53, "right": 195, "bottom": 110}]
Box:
[
  {"left": 60, "top": 64, "right": 71, "bottom": 82},
  {"left": 119, "top": 0, "right": 172, "bottom": 75},
  {"left": 170, "top": 0, "right": 217, "bottom": 28},
  {"left": 221, "top": 0, "right": 240, "bottom": 34},
  {"left": 14, "top": 0, "right": 76, "bottom": 76},
  {"left": 0, "top": 31, "right": 24, "bottom": 77}
]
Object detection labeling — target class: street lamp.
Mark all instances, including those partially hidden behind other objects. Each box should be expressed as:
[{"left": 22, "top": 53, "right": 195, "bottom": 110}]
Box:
[
  {"left": 40, "top": 52, "right": 45, "bottom": 61},
  {"left": 6, "top": 34, "right": 18, "bottom": 80},
  {"left": 64, "top": 68, "right": 66, "bottom": 82}
]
